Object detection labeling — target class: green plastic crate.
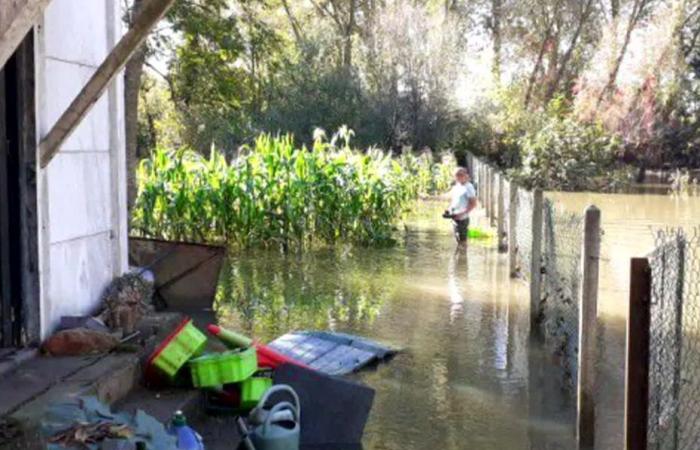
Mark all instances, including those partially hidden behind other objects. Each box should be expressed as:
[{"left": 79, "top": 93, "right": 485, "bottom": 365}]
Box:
[
  {"left": 240, "top": 375, "right": 273, "bottom": 409},
  {"left": 189, "top": 347, "right": 258, "bottom": 388},
  {"left": 147, "top": 318, "right": 207, "bottom": 378}
]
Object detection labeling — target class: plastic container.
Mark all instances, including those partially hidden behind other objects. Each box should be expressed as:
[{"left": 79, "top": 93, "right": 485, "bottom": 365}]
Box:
[
  {"left": 168, "top": 411, "right": 205, "bottom": 450},
  {"left": 207, "top": 324, "right": 309, "bottom": 370},
  {"left": 240, "top": 374, "right": 273, "bottom": 409},
  {"left": 189, "top": 347, "right": 257, "bottom": 388},
  {"left": 146, "top": 318, "right": 207, "bottom": 378}
]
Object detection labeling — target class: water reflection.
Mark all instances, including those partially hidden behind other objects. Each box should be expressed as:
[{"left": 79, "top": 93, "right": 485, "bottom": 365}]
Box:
[{"left": 216, "top": 204, "right": 580, "bottom": 449}]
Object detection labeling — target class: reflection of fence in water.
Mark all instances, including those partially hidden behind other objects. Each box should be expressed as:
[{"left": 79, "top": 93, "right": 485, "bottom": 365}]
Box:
[{"left": 647, "top": 229, "right": 700, "bottom": 450}]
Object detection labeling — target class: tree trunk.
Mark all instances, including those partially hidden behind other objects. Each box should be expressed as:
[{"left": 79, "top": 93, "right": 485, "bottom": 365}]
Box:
[
  {"left": 597, "top": 0, "right": 649, "bottom": 106},
  {"left": 124, "top": 0, "right": 146, "bottom": 217},
  {"left": 491, "top": 0, "right": 502, "bottom": 84},
  {"left": 611, "top": 0, "right": 620, "bottom": 19},
  {"left": 343, "top": 0, "right": 357, "bottom": 68},
  {"left": 545, "top": 0, "right": 595, "bottom": 101}
]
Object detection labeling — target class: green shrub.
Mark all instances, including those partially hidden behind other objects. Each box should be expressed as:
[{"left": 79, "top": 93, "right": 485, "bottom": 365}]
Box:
[{"left": 515, "top": 116, "right": 622, "bottom": 190}]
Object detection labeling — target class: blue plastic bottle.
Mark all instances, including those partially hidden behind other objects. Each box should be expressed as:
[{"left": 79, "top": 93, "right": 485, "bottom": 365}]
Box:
[{"left": 169, "top": 411, "right": 205, "bottom": 450}]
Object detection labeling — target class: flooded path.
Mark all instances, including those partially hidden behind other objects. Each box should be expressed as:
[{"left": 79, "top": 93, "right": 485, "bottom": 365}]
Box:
[{"left": 215, "top": 194, "right": 700, "bottom": 449}]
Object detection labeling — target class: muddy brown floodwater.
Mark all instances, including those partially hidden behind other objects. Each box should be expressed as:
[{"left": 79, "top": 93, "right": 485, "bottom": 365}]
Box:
[{"left": 216, "top": 193, "right": 700, "bottom": 450}]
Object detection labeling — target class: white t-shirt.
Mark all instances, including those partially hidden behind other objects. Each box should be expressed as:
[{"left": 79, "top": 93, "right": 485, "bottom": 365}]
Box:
[{"left": 449, "top": 182, "right": 476, "bottom": 220}]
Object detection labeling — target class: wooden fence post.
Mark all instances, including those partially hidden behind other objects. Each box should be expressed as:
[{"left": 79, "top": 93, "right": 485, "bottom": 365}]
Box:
[
  {"left": 624, "top": 257, "right": 651, "bottom": 450},
  {"left": 484, "top": 167, "right": 490, "bottom": 219},
  {"left": 498, "top": 176, "right": 507, "bottom": 252},
  {"left": 530, "top": 189, "right": 544, "bottom": 329},
  {"left": 490, "top": 170, "right": 497, "bottom": 227},
  {"left": 577, "top": 205, "right": 601, "bottom": 450},
  {"left": 509, "top": 184, "right": 518, "bottom": 277}
]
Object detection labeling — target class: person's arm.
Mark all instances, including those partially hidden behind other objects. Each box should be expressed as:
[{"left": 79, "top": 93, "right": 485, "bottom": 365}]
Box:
[{"left": 466, "top": 196, "right": 477, "bottom": 214}]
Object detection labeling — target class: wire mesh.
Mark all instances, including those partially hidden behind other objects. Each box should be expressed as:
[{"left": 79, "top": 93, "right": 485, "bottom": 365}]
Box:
[
  {"left": 647, "top": 228, "right": 700, "bottom": 450},
  {"left": 539, "top": 199, "right": 584, "bottom": 390}
]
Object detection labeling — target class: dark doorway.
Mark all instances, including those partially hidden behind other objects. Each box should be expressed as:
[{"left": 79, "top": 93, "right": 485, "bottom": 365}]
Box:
[{"left": 0, "top": 32, "right": 39, "bottom": 348}]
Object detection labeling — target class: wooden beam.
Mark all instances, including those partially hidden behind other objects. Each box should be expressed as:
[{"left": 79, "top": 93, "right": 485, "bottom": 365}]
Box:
[
  {"left": 0, "top": 0, "right": 51, "bottom": 69},
  {"left": 39, "top": 0, "right": 176, "bottom": 168},
  {"left": 624, "top": 257, "right": 651, "bottom": 450}
]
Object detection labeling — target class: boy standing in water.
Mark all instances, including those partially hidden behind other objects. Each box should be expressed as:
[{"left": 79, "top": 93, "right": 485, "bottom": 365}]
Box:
[{"left": 444, "top": 167, "right": 477, "bottom": 245}]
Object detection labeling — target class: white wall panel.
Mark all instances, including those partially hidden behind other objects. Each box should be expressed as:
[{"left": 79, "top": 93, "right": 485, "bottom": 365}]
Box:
[
  {"left": 44, "top": 233, "right": 114, "bottom": 332},
  {"left": 43, "top": 0, "right": 108, "bottom": 67},
  {"left": 46, "top": 153, "right": 112, "bottom": 244},
  {"left": 41, "top": 58, "right": 110, "bottom": 152},
  {"left": 36, "top": 0, "right": 127, "bottom": 337}
]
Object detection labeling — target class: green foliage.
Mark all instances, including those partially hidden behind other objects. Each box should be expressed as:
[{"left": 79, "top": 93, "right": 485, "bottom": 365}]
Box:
[
  {"left": 515, "top": 115, "right": 622, "bottom": 191},
  {"left": 132, "top": 130, "right": 456, "bottom": 249}
]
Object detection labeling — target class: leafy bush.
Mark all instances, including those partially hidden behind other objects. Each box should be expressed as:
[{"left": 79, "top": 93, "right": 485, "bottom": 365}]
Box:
[
  {"left": 132, "top": 130, "right": 456, "bottom": 249},
  {"left": 515, "top": 116, "right": 622, "bottom": 191}
]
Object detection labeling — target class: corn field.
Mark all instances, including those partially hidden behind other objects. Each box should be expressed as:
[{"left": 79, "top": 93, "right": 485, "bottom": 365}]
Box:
[{"left": 132, "top": 132, "right": 456, "bottom": 249}]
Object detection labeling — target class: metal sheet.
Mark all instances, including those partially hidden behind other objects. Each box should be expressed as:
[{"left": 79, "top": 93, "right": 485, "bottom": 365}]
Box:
[{"left": 128, "top": 237, "right": 226, "bottom": 312}]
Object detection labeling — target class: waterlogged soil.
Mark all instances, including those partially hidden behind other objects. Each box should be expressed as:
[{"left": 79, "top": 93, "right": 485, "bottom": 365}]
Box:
[{"left": 215, "top": 194, "right": 700, "bottom": 450}]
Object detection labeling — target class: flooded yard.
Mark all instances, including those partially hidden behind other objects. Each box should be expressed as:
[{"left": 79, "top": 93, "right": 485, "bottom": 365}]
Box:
[{"left": 214, "top": 194, "right": 700, "bottom": 449}]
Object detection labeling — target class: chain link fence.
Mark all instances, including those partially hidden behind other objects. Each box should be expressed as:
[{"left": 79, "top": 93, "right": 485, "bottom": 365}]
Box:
[
  {"left": 539, "top": 199, "right": 584, "bottom": 390},
  {"left": 647, "top": 228, "right": 700, "bottom": 450},
  {"left": 467, "top": 152, "right": 586, "bottom": 395}
]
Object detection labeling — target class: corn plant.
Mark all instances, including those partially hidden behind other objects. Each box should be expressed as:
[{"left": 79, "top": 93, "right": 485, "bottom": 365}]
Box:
[{"left": 132, "top": 131, "right": 456, "bottom": 249}]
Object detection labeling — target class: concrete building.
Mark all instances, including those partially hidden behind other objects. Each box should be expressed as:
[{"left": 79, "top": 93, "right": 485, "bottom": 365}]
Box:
[{"left": 1, "top": 0, "right": 128, "bottom": 347}]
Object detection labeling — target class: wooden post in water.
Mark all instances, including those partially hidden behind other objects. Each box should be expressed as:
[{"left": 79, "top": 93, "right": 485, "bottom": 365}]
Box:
[
  {"left": 529, "top": 189, "right": 544, "bottom": 329},
  {"left": 484, "top": 166, "right": 490, "bottom": 219},
  {"left": 624, "top": 257, "right": 651, "bottom": 450},
  {"left": 490, "top": 172, "right": 498, "bottom": 228},
  {"left": 509, "top": 184, "right": 518, "bottom": 277},
  {"left": 497, "top": 176, "right": 507, "bottom": 252},
  {"left": 577, "top": 205, "right": 601, "bottom": 450}
]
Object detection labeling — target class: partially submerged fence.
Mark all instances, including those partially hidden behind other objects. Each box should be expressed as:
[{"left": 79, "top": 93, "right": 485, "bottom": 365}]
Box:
[
  {"left": 467, "top": 152, "right": 601, "bottom": 448},
  {"left": 626, "top": 228, "right": 700, "bottom": 450},
  {"left": 468, "top": 153, "right": 593, "bottom": 388}
]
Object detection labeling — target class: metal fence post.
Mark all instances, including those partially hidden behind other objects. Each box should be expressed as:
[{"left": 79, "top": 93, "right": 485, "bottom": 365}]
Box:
[
  {"left": 625, "top": 257, "right": 651, "bottom": 450},
  {"left": 577, "top": 205, "right": 601, "bottom": 450},
  {"left": 498, "top": 175, "right": 507, "bottom": 252},
  {"left": 509, "top": 184, "right": 518, "bottom": 277},
  {"left": 530, "top": 189, "right": 544, "bottom": 329}
]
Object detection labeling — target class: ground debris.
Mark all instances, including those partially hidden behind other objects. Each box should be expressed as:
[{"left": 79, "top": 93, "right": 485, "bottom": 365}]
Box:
[
  {"left": 48, "top": 422, "right": 133, "bottom": 448},
  {"left": 42, "top": 328, "right": 120, "bottom": 356},
  {"left": 99, "top": 273, "right": 154, "bottom": 335},
  {"left": 0, "top": 418, "right": 21, "bottom": 444},
  {"left": 42, "top": 396, "right": 175, "bottom": 450}
]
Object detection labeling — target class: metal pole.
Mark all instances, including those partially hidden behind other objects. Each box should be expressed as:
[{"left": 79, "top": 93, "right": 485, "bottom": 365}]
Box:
[
  {"left": 577, "top": 205, "right": 601, "bottom": 450},
  {"left": 498, "top": 175, "right": 507, "bottom": 252},
  {"left": 509, "top": 183, "right": 518, "bottom": 277},
  {"left": 624, "top": 257, "right": 651, "bottom": 450},
  {"left": 529, "top": 189, "right": 544, "bottom": 329}
]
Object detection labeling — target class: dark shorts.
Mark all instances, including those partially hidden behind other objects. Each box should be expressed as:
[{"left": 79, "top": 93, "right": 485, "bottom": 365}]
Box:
[{"left": 452, "top": 218, "right": 469, "bottom": 243}]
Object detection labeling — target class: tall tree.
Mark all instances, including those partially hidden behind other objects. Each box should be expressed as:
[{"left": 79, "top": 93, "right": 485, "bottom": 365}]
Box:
[{"left": 124, "top": 0, "right": 146, "bottom": 215}]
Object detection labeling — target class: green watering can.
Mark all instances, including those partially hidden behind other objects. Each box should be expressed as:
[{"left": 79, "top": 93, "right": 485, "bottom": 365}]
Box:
[{"left": 250, "top": 385, "right": 300, "bottom": 450}]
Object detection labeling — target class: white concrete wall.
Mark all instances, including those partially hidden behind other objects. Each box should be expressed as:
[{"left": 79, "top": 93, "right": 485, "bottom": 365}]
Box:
[{"left": 35, "top": 0, "right": 128, "bottom": 337}]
